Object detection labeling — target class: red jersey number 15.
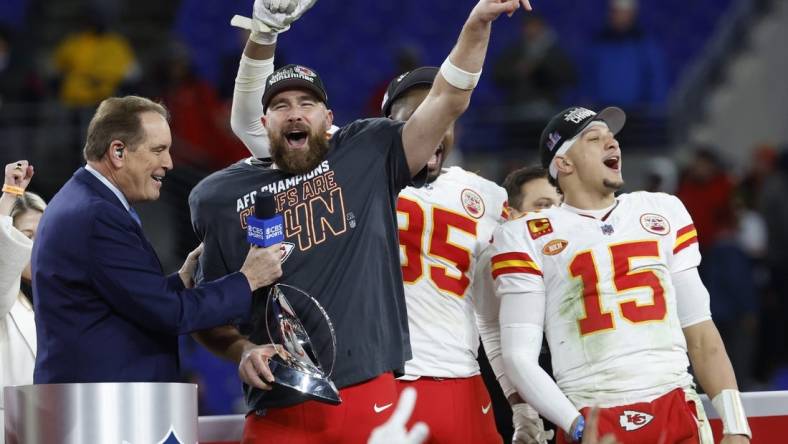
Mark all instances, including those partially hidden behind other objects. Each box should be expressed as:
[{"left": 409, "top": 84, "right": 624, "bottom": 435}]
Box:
[{"left": 570, "top": 240, "right": 667, "bottom": 335}]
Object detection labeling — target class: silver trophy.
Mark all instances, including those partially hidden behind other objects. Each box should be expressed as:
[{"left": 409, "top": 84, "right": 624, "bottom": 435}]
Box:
[{"left": 263, "top": 283, "right": 341, "bottom": 405}]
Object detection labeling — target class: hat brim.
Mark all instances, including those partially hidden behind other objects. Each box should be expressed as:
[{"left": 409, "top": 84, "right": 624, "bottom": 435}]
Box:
[
  {"left": 382, "top": 67, "right": 439, "bottom": 116},
  {"left": 594, "top": 106, "right": 626, "bottom": 135},
  {"left": 263, "top": 79, "right": 328, "bottom": 113}
]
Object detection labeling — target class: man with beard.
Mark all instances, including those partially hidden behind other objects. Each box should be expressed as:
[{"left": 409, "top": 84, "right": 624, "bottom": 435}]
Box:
[
  {"left": 383, "top": 67, "right": 551, "bottom": 443},
  {"left": 188, "top": 0, "right": 533, "bottom": 441},
  {"left": 491, "top": 106, "right": 751, "bottom": 443}
]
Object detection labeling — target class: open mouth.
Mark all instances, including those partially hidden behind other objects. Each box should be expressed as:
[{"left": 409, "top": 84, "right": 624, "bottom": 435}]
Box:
[
  {"left": 603, "top": 155, "right": 620, "bottom": 171},
  {"left": 285, "top": 130, "right": 309, "bottom": 149},
  {"left": 151, "top": 174, "right": 164, "bottom": 186},
  {"left": 427, "top": 144, "right": 445, "bottom": 171}
]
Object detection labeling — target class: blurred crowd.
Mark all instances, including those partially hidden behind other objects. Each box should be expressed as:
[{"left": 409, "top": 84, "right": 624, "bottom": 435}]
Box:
[
  {"left": 674, "top": 145, "right": 788, "bottom": 392},
  {"left": 2, "top": 0, "right": 785, "bottom": 416}
]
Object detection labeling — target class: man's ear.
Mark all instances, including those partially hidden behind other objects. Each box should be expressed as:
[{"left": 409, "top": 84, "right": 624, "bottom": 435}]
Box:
[
  {"left": 325, "top": 109, "right": 334, "bottom": 128},
  {"left": 108, "top": 140, "right": 125, "bottom": 168},
  {"left": 553, "top": 155, "right": 573, "bottom": 175},
  {"left": 261, "top": 116, "right": 267, "bottom": 128}
]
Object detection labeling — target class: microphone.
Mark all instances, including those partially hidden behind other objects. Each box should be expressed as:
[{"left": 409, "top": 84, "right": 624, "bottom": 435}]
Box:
[{"left": 247, "top": 192, "right": 284, "bottom": 247}]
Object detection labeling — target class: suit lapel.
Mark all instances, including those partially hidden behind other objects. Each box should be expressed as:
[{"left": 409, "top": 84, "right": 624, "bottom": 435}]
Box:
[
  {"left": 73, "top": 168, "right": 163, "bottom": 271},
  {"left": 73, "top": 168, "right": 143, "bottom": 233},
  {"left": 9, "top": 297, "right": 36, "bottom": 356}
]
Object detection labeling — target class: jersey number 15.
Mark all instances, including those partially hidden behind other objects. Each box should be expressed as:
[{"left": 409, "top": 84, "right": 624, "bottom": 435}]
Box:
[{"left": 571, "top": 240, "right": 667, "bottom": 335}]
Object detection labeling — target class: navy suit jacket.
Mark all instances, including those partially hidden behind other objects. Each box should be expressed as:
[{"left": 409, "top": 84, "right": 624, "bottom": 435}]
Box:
[{"left": 32, "top": 168, "right": 251, "bottom": 383}]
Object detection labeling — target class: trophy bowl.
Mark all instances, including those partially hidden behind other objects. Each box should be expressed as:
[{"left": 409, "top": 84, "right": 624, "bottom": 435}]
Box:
[{"left": 261, "top": 283, "right": 341, "bottom": 405}]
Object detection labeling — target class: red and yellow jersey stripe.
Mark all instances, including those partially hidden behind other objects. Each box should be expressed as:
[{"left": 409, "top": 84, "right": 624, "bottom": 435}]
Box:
[
  {"left": 673, "top": 223, "right": 698, "bottom": 254},
  {"left": 501, "top": 202, "right": 511, "bottom": 221},
  {"left": 491, "top": 252, "right": 542, "bottom": 278}
]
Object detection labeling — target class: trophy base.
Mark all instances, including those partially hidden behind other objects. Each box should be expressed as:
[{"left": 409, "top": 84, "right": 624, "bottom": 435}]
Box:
[{"left": 268, "top": 356, "right": 342, "bottom": 405}]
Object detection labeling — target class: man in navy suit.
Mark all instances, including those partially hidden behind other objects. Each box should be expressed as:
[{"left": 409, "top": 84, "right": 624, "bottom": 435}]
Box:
[{"left": 32, "top": 96, "right": 282, "bottom": 383}]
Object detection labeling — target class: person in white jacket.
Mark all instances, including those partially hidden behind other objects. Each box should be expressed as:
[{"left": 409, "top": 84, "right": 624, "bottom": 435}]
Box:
[{"left": 0, "top": 160, "right": 43, "bottom": 442}]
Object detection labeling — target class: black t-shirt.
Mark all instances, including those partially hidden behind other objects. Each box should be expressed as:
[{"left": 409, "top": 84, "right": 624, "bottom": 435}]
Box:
[{"left": 189, "top": 118, "right": 412, "bottom": 409}]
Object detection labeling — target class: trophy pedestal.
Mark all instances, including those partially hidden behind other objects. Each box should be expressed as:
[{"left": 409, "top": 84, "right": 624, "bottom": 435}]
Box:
[{"left": 268, "top": 356, "right": 341, "bottom": 405}]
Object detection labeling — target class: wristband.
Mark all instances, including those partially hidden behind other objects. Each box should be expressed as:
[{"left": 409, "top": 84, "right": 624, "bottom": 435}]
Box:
[
  {"left": 711, "top": 389, "right": 752, "bottom": 438},
  {"left": 439, "top": 57, "right": 481, "bottom": 90},
  {"left": 2, "top": 184, "right": 24, "bottom": 196},
  {"left": 250, "top": 30, "right": 277, "bottom": 45},
  {"left": 570, "top": 415, "right": 585, "bottom": 442}
]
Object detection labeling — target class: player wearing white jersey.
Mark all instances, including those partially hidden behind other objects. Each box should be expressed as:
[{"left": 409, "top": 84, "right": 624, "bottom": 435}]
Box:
[
  {"left": 383, "top": 67, "right": 550, "bottom": 444},
  {"left": 398, "top": 166, "right": 507, "bottom": 378},
  {"left": 493, "top": 106, "right": 751, "bottom": 444}
]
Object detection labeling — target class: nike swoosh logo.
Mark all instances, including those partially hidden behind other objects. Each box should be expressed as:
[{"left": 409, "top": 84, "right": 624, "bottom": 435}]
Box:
[
  {"left": 374, "top": 403, "right": 394, "bottom": 413},
  {"left": 482, "top": 402, "right": 492, "bottom": 414}
]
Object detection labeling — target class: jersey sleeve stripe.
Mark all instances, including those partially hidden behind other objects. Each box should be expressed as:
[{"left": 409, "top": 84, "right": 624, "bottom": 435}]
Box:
[
  {"left": 501, "top": 204, "right": 511, "bottom": 221},
  {"left": 675, "top": 229, "right": 698, "bottom": 247},
  {"left": 673, "top": 231, "right": 698, "bottom": 254},
  {"left": 492, "top": 265, "right": 543, "bottom": 279},
  {"left": 491, "top": 259, "right": 541, "bottom": 271},
  {"left": 491, "top": 252, "right": 542, "bottom": 278},
  {"left": 492, "top": 252, "right": 536, "bottom": 263},
  {"left": 677, "top": 223, "right": 696, "bottom": 237}
]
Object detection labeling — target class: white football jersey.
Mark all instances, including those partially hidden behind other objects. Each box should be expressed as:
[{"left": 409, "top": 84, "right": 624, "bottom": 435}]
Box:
[
  {"left": 397, "top": 166, "right": 508, "bottom": 378},
  {"left": 492, "top": 192, "right": 701, "bottom": 407}
]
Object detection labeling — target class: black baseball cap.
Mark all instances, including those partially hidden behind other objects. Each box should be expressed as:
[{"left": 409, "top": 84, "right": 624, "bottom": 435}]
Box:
[
  {"left": 539, "top": 106, "right": 626, "bottom": 172},
  {"left": 381, "top": 66, "right": 439, "bottom": 117},
  {"left": 262, "top": 64, "right": 328, "bottom": 113}
]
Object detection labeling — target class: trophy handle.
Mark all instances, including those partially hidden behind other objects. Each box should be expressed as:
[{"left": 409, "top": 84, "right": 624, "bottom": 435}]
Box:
[{"left": 263, "top": 284, "right": 338, "bottom": 379}]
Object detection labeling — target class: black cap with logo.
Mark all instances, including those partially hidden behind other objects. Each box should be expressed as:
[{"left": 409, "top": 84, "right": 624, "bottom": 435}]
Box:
[
  {"left": 381, "top": 66, "right": 439, "bottom": 117},
  {"left": 262, "top": 64, "right": 328, "bottom": 113},
  {"left": 538, "top": 106, "right": 626, "bottom": 170}
]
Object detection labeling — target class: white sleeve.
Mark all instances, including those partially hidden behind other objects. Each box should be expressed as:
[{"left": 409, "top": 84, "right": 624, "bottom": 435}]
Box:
[
  {"left": 230, "top": 54, "right": 274, "bottom": 158},
  {"left": 0, "top": 215, "right": 32, "bottom": 316},
  {"left": 673, "top": 267, "right": 712, "bottom": 328},
  {"left": 668, "top": 195, "right": 701, "bottom": 273},
  {"left": 473, "top": 245, "right": 516, "bottom": 397},
  {"left": 500, "top": 291, "right": 581, "bottom": 434}
]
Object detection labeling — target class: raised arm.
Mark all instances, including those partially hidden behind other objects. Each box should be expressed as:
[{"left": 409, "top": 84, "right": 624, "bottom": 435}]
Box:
[
  {"left": 0, "top": 161, "right": 35, "bottom": 317},
  {"left": 402, "top": 0, "right": 530, "bottom": 176},
  {"left": 229, "top": 0, "right": 317, "bottom": 158}
]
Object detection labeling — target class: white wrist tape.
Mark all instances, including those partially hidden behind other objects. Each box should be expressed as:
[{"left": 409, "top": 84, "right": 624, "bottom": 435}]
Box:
[
  {"left": 230, "top": 14, "right": 289, "bottom": 35},
  {"left": 711, "top": 390, "right": 752, "bottom": 438},
  {"left": 439, "top": 57, "right": 481, "bottom": 90},
  {"left": 236, "top": 54, "right": 275, "bottom": 91},
  {"left": 250, "top": 30, "right": 277, "bottom": 45}
]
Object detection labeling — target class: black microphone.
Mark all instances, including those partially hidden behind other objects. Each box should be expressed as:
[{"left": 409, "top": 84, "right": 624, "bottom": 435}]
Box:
[{"left": 246, "top": 192, "right": 284, "bottom": 247}]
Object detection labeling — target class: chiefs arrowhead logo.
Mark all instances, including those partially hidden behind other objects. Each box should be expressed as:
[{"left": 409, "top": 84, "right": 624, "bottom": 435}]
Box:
[
  {"left": 619, "top": 410, "right": 654, "bottom": 431},
  {"left": 461, "top": 188, "right": 485, "bottom": 219},
  {"left": 640, "top": 213, "right": 670, "bottom": 236}
]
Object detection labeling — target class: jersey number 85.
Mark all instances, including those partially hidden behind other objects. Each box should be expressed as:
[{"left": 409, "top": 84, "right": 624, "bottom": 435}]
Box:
[{"left": 397, "top": 197, "right": 477, "bottom": 298}]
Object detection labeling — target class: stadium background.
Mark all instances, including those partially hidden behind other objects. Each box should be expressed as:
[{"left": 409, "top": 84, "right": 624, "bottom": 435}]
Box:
[{"left": 1, "top": 0, "right": 787, "bottom": 438}]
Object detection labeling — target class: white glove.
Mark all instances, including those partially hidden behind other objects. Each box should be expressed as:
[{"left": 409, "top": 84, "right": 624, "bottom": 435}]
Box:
[
  {"left": 262, "top": 0, "right": 297, "bottom": 14},
  {"left": 512, "top": 403, "right": 554, "bottom": 444},
  {"left": 253, "top": 0, "right": 317, "bottom": 31},
  {"left": 367, "top": 387, "right": 429, "bottom": 444}
]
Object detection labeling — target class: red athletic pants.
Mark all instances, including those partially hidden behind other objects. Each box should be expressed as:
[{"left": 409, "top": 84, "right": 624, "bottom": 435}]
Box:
[
  {"left": 395, "top": 375, "right": 502, "bottom": 444},
  {"left": 556, "top": 388, "right": 703, "bottom": 444},
  {"left": 242, "top": 373, "right": 399, "bottom": 444}
]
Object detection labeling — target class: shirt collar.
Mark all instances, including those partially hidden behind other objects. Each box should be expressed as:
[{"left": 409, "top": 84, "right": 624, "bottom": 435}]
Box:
[
  {"left": 561, "top": 199, "right": 619, "bottom": 221},
  {"left": 84, "top": 164, "right": 131, "bottom": 211}
]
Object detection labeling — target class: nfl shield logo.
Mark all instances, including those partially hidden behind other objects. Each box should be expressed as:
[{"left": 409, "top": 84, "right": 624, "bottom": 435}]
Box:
[
  {"left": 601, "top": 224, "right": 614, "bottom": 235},
  {"left": 156, "top": 428, "right": 185, "bottom": 444}
]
